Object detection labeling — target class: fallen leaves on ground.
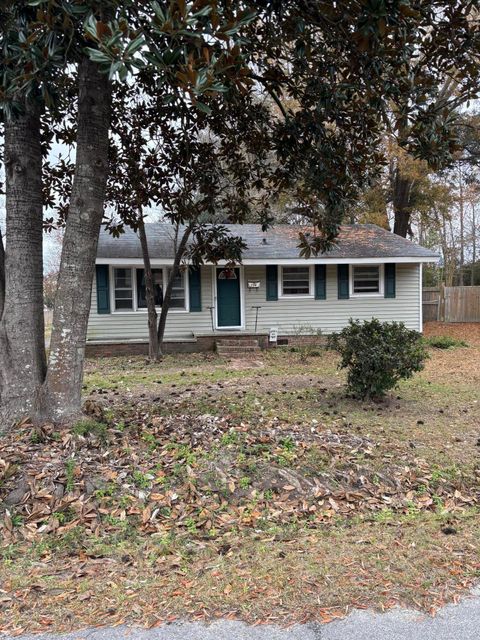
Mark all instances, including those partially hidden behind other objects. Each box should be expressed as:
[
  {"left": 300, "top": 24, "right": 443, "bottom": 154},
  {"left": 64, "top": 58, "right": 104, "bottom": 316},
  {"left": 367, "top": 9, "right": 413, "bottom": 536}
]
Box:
[
  {"left": 1, "top": 411, "right": 479, "bottom": 634},
  {"left": 1, "top": 412, "right": 478, "bottom": 546},
  {"left": 1, "top": 322, "right": 479, "bottom": 634}
]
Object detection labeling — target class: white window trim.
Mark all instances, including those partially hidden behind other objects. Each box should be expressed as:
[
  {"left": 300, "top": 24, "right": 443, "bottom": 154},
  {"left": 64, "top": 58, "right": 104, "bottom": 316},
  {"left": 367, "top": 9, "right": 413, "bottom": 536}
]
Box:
[
  {"left": 109, "top": 265, "right": 190, "bottom": 314},
  {"left": 135, "top": 267, "right": 164, "bottom": 311},
  {"left": 349, "top": 264, "right": 384, "bottom": 298},
  {"left": 112, "top": 266, "right": 134, "bottom": 311},
  {"left": 278, "top": 265, "right": 315, "bottom": 299}
]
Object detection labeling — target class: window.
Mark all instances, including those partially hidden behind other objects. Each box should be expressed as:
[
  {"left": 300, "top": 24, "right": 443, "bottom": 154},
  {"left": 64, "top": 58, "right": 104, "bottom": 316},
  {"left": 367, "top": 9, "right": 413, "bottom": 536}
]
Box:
[
  {"left": 137, "top": 269, "right": 163, "bottom": 308},
  {"left": 111, "top": 266, "right": 188, "bottom": 312},
  {"left": 168, "top": 269, "right": 186, "bottom": 308},
  {"left": 281, "top": 266, "right": 311, "bottom": 296},
  {"left": 352, "top": 265, "right": 381, "bottom": 295},
  {"left": 114, "top": 268, "right": 133, "bottom": 310}
]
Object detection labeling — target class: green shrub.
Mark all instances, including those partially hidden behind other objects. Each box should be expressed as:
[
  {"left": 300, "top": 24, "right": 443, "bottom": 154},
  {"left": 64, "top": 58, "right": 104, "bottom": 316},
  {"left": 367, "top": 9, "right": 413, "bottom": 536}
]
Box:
[
  {"left": 328, "top": 319, "right": 427, "bottom": 399},
  {"left": 423, "top": 335, "right": 468, "bottom": 349}
]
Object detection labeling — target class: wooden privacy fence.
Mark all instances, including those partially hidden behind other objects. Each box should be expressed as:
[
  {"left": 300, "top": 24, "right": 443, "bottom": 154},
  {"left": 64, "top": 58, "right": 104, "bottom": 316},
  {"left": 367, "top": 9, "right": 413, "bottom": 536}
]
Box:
[
  {"left": 423, "top": 286, "right": 480, "bottom": 323},
  {"left": 423, "top": 288, "right": 440, "bottom": 322}
]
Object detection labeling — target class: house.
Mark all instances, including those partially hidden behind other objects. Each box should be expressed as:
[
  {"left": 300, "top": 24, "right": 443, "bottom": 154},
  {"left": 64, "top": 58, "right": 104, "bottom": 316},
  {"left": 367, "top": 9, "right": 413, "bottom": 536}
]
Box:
[{"left": 87, "top": 224, "right": 438, "bottom": 355}]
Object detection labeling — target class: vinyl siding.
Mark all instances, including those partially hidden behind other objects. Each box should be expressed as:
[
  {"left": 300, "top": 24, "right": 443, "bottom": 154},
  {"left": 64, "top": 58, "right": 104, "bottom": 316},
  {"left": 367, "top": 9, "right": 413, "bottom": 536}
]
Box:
[
  {"left": 87, "top": 266, "right": 214, "bottom": 342},
  {"left": 87, "top": 263, "right": 421, "bottom": 342},
  {"left": 243, "top": 264, "right": 421, "bottom": 335}
]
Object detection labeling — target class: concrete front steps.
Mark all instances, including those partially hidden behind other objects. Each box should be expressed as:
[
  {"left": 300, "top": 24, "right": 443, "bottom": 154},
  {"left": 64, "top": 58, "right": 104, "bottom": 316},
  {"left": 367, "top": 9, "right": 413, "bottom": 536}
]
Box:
[{"left": 215, "top": 337, "right": 261, "bottom": 357}]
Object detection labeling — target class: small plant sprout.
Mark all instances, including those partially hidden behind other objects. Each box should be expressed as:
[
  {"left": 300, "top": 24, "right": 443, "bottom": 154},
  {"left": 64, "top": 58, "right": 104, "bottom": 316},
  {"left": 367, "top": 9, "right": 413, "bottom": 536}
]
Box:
[
  {"left": 239, "top": 476, "right": 252, "bottom": 489},
  {"left": 291, "top": 325, "right": 323, "bottom": 362},
  {"left": 64, "top": 459, "right": 76, "bottom": 492}
]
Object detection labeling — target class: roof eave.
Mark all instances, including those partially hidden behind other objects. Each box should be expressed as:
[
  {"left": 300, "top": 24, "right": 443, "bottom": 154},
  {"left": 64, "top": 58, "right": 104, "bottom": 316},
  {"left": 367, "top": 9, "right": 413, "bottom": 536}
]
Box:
[{"left": 96, "top": 255, "right": 439, "bottom": 265}]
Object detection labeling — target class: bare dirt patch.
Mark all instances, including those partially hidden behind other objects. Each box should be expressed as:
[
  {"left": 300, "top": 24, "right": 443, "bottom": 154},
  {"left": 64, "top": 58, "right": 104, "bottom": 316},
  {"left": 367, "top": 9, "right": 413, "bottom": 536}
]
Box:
[
  {"left": 424, "top": 321, "right": 480, "bottom": 346},
  {"left": 422, "top": 322, "right": 480, "bottom": 384}
]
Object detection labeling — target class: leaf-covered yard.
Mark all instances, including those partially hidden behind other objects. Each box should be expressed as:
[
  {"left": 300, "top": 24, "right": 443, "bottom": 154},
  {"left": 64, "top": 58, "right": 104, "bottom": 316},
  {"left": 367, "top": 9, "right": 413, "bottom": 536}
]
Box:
[{"left": 1, "top": 323, "right": 479, "bottom": 635}]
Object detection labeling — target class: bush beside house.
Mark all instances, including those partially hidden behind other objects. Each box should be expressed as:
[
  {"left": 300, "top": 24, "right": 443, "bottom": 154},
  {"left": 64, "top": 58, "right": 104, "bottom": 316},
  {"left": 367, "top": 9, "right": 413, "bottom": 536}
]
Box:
[{"left": 329, "top": 318, "right": 427, "bottom": 399}]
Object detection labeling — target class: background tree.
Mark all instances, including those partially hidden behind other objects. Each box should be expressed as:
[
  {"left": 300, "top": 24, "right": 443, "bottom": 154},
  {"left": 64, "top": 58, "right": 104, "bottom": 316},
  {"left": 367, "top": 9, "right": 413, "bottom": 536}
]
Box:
[
  {"left": 389, "top": 3, "right": 479, "bottom": 237},
  {"left": 353, "top": 110, "right": 480, "bottom": 286},
  {"left": 253, "top": 1, "right": 479, "bottom": 249},
  {"left": 43, "top": 229, "right": 64, "bottom": 311}
]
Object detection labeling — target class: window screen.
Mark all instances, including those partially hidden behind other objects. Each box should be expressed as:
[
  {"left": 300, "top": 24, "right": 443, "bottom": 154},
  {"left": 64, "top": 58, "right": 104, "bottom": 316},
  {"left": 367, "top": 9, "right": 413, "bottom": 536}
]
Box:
[
  {"left": 167, "top": 269, "right": 186, "bottom": 308},
  {"left": 352, "top": 266, "right": 380, "bottom": 294},
  {"left": 282, "top": 267, "right": 310, "bottom": 295},
  {"left": 114, "top": 268, "right": 133, "bottom": 310}
]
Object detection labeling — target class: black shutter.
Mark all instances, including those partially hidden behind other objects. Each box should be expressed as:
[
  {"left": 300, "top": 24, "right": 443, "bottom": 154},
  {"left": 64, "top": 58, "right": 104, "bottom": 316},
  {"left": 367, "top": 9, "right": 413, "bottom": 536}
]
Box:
[
  {"left": 266, "top": 265, "right": 278, "bottom": 301},
  {"left": 314, "top": 265, "right": 326, "bottom": 300},
  {"left": 337, "top": 265, "right": 349, "bottom": 299},
  {"left": 136, "top": 268, "right": 145, "bottom": 308},
  {"left": 384, "top": 263, "right": 396, "bottom": 298},
  {"left": 189, "top": 266, "right": 202, "bottom": 311},
  {"left": 96, "top": 265, "right": 110, "bottom": 314}
]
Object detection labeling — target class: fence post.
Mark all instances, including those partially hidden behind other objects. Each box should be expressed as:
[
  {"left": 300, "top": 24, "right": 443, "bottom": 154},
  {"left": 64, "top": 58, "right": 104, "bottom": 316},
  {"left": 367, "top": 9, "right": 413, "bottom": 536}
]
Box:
[{"left": 438, "top": 282, "right": 446, "bottom": 322}]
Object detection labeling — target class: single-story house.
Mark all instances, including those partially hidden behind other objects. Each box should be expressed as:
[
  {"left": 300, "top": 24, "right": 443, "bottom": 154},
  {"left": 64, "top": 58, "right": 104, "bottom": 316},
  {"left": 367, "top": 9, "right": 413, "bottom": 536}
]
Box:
[{"left": 87, "top": 223, "right": 438, "bottom": 355}]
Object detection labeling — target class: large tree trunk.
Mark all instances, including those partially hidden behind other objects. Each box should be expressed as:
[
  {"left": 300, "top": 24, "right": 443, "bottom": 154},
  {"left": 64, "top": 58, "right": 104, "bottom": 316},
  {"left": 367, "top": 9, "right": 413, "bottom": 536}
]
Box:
[
  {"left": 472, "top": 204, "right": 476, "bottom": 286},
  {"left": 156, "top": 227, "right": 192, "bottom": 357},
  {"left": 0, "top": 230, "right": 5, "bottom": 318},
  {"left": 392, "top": 171, "right": 413, "bottom": 238},
  {"left": 37, "top": 58, "right": 111, "bottom": 423},
  {"left": 458, "top": 168, "right": 465, "bottom": 284},
  {"left": 138, "top": 216, "right": 159, "bottom": 360},
  {"left": 0, "top": 100, "right": 46, "bottom": 429}
]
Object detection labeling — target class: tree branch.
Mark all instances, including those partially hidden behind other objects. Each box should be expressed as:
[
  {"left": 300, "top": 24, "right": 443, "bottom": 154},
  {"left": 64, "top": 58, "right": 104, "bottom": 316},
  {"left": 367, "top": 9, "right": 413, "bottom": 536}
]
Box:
[
  {"left": 249, "top": 73, "right": 289, "bottom": 120},
  {"left": 156, "top": 223, "right": 194, "bottom": 356},
  {"left": 138, "top": 213, "right": 159, "bottom": 360}
]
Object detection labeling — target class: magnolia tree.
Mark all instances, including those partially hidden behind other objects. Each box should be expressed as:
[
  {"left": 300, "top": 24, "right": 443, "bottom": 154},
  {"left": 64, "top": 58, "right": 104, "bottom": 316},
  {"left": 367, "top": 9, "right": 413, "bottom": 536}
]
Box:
[
  {"left": 0, "top": 1, "right": 260, "bottom": 425},
  {"left": 1, "top": 0, "right": 479, "bottom": 428},
  {"left": 104, "top": 77, "right": 273, "bottom": 359}
]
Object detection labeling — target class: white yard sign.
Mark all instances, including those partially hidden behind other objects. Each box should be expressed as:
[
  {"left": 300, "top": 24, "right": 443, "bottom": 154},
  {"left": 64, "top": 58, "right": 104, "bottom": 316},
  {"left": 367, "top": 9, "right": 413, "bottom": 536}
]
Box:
[{"left": 269, "top": 327, "right": 278, "bottom": 343}]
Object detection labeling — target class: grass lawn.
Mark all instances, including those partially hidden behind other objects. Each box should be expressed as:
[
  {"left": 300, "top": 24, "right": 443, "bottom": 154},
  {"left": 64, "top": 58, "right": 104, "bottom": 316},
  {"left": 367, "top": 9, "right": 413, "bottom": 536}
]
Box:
[{"left": 1, "top": 323, "right": 479, "bottom": 634}]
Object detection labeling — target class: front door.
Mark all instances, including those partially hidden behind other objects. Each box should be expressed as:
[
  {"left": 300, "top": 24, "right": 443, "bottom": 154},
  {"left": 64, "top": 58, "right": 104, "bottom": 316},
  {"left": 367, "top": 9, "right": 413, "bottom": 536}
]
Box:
[{"left": 216, "top": 267, "right": 241, "bottom": 328}]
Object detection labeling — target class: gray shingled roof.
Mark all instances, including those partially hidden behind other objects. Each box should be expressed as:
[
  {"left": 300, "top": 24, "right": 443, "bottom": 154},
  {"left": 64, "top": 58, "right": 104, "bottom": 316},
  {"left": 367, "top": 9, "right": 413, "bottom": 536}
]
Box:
[{"left": 97, "top": 223, "right": 438, "bottom": 261}]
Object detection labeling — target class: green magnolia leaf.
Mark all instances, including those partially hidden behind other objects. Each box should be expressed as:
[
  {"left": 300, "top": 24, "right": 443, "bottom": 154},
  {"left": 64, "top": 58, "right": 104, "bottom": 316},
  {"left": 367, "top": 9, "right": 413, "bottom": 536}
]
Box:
[
  {"left": 108, "top": 60, "right": 122, "bottom": 80},
  {"left": 192, "top": 6, "right": 213, "bottom": 19},
  {"left": 150, "top": 1, "right": 166, "bottom": 22},
  {"left": 129, "top": 58, "right": 146, "bottom": 71},
  {"left": 84, "top": 14, "right": 98, "bottom": 40},
  {"left": 194, "top": 101, "right": 212, "bottom": 114},
  {"left": 117, "top": 63, "right": 128, "bottom": 81},
  {"left": 84, "top": 47, "right": 112, "bottom": 64},
  {"left": 124, "top": 35, "right": 145, "bottom": 57},
  {"left": 104, "top": 31, "right": 124, "bottom": 49}
]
